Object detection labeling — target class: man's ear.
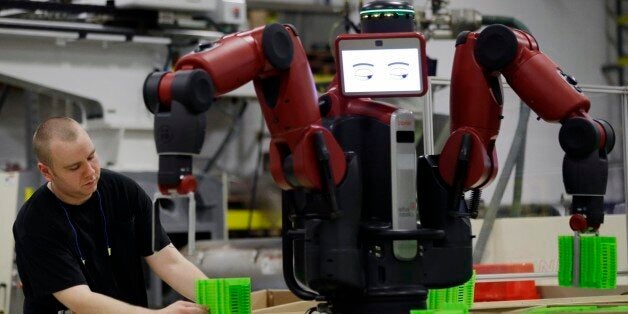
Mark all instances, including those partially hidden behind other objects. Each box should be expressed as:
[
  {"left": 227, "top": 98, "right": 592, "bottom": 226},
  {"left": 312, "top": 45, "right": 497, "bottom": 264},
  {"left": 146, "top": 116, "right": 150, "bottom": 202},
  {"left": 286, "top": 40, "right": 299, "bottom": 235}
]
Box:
[{"left": 38, "top": 162, "right": 53, "bottom": 182}]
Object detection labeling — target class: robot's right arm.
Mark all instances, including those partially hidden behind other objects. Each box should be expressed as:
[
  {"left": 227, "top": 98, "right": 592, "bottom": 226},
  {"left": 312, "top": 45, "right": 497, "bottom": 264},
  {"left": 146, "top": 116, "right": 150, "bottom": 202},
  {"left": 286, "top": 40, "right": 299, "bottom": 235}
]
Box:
[
  {"left": 439, "top": 25, "right": 615, "bottom": 231},
  {"left": 143, "top": 24, "right": 346, "bottom": 194}
]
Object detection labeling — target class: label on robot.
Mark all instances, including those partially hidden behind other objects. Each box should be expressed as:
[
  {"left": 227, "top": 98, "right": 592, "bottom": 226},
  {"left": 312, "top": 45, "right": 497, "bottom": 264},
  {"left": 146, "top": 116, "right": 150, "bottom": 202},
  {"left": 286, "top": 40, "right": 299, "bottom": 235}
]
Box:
[{"left": 389, "top": 98, "right": 419, "bottom": 262}]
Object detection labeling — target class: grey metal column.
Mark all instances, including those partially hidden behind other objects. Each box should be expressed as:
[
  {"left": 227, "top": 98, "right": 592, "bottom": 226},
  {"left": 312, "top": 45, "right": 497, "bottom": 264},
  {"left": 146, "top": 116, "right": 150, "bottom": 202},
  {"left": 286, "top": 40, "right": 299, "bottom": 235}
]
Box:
[
  {"left": 622, "top": 90, "right": 628, "bottom": 264},
  {"left": 511, "top": 102, "right": 529, "bottom": 216},
  {"left": 25, "top": 91, "right": 40, "bottom": 170},
  {"left": 473, "top": 104, "right": 531, "bottom": 263},
  {"left": 423, "top": 77, "right": 436, "bottom": 155}
]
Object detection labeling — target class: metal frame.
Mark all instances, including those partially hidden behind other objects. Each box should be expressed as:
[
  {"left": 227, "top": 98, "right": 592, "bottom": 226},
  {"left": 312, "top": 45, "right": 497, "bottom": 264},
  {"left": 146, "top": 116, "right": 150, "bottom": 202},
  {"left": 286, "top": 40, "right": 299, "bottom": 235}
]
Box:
[{"left": 152, "top": 191, "right": 197, "bottom": 255}]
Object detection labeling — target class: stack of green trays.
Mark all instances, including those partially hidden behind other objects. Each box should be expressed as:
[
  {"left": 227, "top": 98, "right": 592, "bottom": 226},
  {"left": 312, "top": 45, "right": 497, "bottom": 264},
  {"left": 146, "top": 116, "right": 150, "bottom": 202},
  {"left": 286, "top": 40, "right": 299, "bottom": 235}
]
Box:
[
  {"left": 196, "top": 277, "right": 251, "bottom": 314},
  {"left": 558, "top": 236, "right": 574, "bottom": 286},
  {"left": 424, "top": 271, "right": 475, "bottom": 311},
  {"left": 558, "top": 235, "right": 617, "bottom": 288}
]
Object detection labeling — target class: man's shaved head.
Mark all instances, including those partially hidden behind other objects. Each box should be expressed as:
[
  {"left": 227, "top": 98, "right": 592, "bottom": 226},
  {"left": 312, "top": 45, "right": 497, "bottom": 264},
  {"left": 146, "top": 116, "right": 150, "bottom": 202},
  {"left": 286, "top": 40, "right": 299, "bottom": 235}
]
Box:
[
  {"left": 33, "top": 117, "right": 84, "bottom": 166},
  {"left": 34, "top": 116, "right": 100, "bottom": 205}
]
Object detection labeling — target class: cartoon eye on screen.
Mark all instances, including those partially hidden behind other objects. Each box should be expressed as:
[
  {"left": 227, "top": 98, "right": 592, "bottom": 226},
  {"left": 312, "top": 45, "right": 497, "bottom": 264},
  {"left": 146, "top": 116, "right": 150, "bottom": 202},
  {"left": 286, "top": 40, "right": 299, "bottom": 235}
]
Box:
[
  {"left": 336, "top": 33, "right": 428, "bottom": 97},
  {"left": 388, "top": 62, "right": 410, "bottom": 80},
  {"left": 353, "top": 63, "right": 375, "bottom": 81}
]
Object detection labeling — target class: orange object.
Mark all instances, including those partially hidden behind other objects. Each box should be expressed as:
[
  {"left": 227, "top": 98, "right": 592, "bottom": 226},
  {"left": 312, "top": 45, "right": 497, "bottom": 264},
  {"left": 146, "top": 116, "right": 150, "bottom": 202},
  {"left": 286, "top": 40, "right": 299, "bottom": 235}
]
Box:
[{"left": 473, "top": 263, "right": 540, "bottom": 302}]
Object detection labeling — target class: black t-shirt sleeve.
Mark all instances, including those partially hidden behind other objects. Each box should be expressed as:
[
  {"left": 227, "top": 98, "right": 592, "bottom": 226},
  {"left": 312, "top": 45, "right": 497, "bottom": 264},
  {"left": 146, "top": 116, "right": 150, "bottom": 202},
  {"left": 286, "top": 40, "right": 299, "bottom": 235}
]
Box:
[
  {"left": 128, "top": 179, "right": 171, "bottom": 256},
  {"left": 16, "top": 231, "right": 86, "bottom": 297}
]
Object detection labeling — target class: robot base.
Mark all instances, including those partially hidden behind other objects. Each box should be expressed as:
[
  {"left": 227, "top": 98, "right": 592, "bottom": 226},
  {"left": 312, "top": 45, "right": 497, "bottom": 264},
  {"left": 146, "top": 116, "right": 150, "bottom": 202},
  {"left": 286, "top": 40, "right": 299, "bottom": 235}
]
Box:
[{"left": 323, "top": 287, "right": 427, "bottom": 314}]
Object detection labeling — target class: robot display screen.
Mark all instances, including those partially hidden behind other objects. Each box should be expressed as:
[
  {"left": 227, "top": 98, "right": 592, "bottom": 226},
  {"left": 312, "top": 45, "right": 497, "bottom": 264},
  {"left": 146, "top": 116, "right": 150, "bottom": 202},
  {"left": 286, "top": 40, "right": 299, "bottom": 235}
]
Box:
[{"left": 338, "top": 37, "right": 424, "bottom": 97}]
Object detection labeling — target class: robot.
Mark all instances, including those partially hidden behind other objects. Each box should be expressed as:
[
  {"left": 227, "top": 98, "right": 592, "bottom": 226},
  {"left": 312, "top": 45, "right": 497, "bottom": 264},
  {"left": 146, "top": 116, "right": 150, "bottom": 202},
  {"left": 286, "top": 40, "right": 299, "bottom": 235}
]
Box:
[{"left": 143, "top": 1, "right": 614, "bottom": 312}]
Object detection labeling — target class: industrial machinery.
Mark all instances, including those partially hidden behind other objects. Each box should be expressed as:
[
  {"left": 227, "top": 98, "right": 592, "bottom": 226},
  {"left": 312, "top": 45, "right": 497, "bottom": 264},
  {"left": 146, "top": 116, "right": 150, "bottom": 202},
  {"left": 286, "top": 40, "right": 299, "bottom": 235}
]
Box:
[
  {"left": 143, "top": 1, "right": 614, "bottom": 312},
  {"left": 0, "top": 0, "right": 253, "bottom": 175},
  {"left": 0, "top": 1, "right": 251, "bottom": 309},
  {"left": 0, "top": 0, "right": 248, "bottom": 235}
]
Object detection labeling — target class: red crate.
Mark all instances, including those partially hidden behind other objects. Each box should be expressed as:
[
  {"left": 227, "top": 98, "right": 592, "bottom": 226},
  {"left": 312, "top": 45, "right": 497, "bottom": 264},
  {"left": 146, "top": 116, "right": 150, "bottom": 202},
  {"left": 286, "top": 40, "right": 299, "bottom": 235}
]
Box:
[{"left": 474, "top": 263, "right": 540, "bottom": 302}]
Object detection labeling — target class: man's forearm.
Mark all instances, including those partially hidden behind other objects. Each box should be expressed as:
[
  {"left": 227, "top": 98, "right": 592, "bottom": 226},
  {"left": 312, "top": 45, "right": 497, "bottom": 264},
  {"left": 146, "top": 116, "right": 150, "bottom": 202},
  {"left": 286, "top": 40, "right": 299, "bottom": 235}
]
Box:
[
  {"left": 146, "top": 244, "right": 208, "bottom": 301},
  {"left": 163, "top": 257, "right": 209, "bottom": 301},
  {"left": 54, "top": 285, "right": 153, "bottom": 314},
  {"left": 72, "top": 292, "right": 153, "bottom": 313}
]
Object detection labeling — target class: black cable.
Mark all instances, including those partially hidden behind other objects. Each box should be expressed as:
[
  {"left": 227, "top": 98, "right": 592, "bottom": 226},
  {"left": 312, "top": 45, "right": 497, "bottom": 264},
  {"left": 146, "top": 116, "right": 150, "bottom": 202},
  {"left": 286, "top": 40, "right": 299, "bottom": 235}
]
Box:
[
  {"left": 344, "top": 15, "right": 361, "bottom": 33},
  {"left": 0, "top": 85, "right": 9, "bottom": 116},
  {"left": 469, "top": 188, "right": 481, "bottom": 219},
  {"left": 343, "top": 0, "right": 360, "bottom": 34},
  {"left": 163, "top": 44, "right": 173, "bottom": 71}
]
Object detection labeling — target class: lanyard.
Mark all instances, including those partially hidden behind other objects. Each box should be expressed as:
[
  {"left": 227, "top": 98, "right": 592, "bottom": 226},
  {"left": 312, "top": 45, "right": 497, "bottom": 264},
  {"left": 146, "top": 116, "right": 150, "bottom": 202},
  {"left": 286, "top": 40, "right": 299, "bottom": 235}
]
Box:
[{"left": 57, "top": 190, "right": 111, "bottom": 265}]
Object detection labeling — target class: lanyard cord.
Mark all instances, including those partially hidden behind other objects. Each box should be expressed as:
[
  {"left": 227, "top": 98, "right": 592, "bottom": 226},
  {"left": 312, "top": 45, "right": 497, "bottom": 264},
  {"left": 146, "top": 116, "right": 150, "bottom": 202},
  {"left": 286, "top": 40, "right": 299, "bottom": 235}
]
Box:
[
  {"left": 57, "top": 188, "right": 112, "bottom": 265},
  {"left": 59, "top": 203, "right": 86, "bottom": 265},
  {"left": 95, "top": 190, "right": 112, "bottom": 256}
]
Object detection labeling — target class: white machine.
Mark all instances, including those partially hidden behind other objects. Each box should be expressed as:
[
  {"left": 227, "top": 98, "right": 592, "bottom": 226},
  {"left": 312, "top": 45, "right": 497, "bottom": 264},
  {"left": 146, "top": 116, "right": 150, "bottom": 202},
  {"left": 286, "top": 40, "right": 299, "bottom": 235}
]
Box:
[
  {"left": 75, "top": 0, "right": 247, "bottom": 26},
  {"left": 0, "top": 172, "right": 19, "bottom": 314},
  {"left": 0, "top": 0, "right": 253, "bottom": 172},
  {"left": 0, "top": 171, "right": 44, "bottom": 314}
]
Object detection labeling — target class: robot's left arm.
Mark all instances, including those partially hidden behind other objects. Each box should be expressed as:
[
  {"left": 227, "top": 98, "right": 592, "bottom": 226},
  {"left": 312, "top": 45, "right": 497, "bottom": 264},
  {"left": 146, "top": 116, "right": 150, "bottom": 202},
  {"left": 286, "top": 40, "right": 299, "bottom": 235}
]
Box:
[
  {"left": 143, "top": 24, "right": 347, "bottom": 195},
  {"left": 440, "top": 24, "right": 615, "bottom": 232}
]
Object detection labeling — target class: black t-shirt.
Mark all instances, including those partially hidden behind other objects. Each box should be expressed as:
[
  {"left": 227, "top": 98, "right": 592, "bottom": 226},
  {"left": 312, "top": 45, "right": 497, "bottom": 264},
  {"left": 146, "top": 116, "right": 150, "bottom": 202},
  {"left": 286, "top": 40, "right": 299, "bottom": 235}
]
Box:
[{"left": 13, "top": 169, "right": 171, "bottom": 313}]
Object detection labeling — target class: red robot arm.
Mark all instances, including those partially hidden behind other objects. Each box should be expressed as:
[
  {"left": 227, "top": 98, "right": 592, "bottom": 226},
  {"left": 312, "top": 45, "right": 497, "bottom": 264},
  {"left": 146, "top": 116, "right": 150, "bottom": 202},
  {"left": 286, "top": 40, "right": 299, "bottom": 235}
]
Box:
[
  {"left": 144, "top": 24, "right": 346, "bottom": 193},
  {"left": 439, "top": 25, "right": 614, "bottom": 231}
]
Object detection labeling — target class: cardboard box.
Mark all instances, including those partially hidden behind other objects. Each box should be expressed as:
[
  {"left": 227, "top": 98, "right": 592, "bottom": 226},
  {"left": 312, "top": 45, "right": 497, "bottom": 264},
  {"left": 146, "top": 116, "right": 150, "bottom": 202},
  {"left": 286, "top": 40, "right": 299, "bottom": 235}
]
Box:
[
  {"left": 253, "top": 300, "right": 318, "bottom": 314},
  {"left": 251, "top": 289, "right": 304, "bottom": 311}
]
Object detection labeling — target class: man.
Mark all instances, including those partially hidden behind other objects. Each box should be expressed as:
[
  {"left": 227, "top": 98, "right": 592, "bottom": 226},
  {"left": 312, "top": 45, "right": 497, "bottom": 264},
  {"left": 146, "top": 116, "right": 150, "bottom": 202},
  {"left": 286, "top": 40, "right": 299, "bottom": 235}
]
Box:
[{"left": 13, "top": 117, "right": 209, "bottom": 313}]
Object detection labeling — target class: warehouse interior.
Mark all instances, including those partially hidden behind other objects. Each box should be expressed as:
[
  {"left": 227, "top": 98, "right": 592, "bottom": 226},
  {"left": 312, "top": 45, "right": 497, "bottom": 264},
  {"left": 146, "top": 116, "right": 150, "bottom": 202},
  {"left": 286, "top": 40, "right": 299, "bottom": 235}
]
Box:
[{"left": 0, "top": 0, "right": 626, "bottom": 313}]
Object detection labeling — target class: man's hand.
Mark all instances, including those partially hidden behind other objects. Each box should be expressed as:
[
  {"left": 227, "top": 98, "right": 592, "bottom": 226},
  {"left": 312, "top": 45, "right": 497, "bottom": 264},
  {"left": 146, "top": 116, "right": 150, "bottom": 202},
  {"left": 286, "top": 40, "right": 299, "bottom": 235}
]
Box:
[{"left": 157, "top": 300, "right": 208, "bottom": 314}]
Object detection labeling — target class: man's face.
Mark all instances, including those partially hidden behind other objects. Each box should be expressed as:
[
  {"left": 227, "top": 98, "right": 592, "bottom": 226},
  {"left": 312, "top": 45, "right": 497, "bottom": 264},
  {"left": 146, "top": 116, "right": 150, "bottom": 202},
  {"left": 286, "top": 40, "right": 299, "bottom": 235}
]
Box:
[{"left": 39, "top": 130, "right": 101, "bottom": 204}]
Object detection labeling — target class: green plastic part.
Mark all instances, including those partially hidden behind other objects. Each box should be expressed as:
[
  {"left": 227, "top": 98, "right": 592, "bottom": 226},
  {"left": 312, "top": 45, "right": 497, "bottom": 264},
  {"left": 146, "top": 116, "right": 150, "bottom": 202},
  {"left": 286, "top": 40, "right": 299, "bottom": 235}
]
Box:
[
  {"left": 425, "top": 271, "right": 475, "bottom": 311},
  {"left": 558, "top": 235, "right": 617, "bottom": 289},
  {"left": 595, "top": 305, "right": 628, "bottom": 312},
  {"left": 558, "top": 236, "right": 573, "bottom": 286},
  {"left": 196, "top": 278, "right": 251, "bottom": 314}
]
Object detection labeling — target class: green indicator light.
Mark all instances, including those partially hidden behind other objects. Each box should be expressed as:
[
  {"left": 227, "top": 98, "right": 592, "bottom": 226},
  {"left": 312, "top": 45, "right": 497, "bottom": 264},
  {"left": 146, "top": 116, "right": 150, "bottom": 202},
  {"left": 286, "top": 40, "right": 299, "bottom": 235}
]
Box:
[{"left": 360, "top": 9, "right": 415, "bottom": 15}]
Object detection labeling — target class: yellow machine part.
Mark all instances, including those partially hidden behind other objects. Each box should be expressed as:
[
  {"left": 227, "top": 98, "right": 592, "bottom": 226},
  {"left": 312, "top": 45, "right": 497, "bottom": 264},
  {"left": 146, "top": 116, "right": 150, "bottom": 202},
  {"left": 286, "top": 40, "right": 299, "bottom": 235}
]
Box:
[{"left": 227, "top": 209, "right": 281, "bottom": 231}]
